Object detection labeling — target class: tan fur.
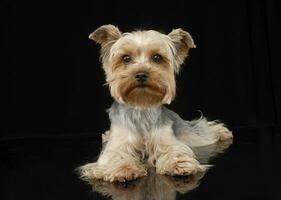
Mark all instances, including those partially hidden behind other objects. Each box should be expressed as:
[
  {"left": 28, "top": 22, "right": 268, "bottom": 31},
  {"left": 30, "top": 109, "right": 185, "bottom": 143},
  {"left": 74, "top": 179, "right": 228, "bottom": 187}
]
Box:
[
  {"left": 79, "top": 25, "right": 233, "bottom": 183},
  {"left": 146, "top": 125, "right": 205, "bottom": 176},
  {"left": 217, "top": 127, "right": 233, "bottom": 141},
  {"left": 80, "top": 124, "right": 205, "bottom": 182},
  {"left": 79, "top": 126, "right": 147, "bottom": 182},
  {"left": 90, "top": 26, "right": 180, "bottom": 105},
  {"left": 168, "top": 28, "right": 196, "bottom": 65}
]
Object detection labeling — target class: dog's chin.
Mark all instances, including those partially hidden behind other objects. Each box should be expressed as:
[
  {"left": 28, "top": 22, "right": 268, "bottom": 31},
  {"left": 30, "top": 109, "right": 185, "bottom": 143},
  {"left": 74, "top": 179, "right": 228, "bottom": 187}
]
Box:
[{"left": 122, "top": 84, "right": 166, "bottom": 108}]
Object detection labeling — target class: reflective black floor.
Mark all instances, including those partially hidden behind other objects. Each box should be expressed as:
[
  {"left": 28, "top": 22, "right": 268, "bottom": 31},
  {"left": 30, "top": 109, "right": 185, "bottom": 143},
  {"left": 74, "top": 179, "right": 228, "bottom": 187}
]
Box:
[{"left": 1, "top": 127, "right": 281, "bottom": 200}]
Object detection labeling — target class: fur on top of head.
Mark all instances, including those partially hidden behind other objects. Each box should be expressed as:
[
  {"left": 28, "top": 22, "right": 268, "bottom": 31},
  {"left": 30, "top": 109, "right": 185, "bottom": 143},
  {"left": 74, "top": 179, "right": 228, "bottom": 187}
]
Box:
[
  {"left": 89, "top": 24, "right": 196, "bottom": 108},
  {"left": 89, "top": 24, "right": 196, "bottom": 73}
]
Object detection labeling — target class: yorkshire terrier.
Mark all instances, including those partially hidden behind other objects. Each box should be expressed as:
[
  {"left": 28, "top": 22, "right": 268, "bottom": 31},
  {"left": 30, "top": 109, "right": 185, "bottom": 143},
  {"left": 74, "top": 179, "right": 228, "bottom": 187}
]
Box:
[{"left": 79, "top": 24, "right": 233, "bottom": 182}]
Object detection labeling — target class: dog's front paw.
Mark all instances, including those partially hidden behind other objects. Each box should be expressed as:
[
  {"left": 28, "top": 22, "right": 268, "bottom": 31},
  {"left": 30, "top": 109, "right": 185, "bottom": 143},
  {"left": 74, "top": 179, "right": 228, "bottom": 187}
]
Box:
[
  {"left": 158, "top": 157, "right": 205, "bottom": 176},
  {"left": 105, "top": 163, "right": 148, "bottom": 182},
  {"left": 78, "top": 162, "right": 104, "bottom": 181}
]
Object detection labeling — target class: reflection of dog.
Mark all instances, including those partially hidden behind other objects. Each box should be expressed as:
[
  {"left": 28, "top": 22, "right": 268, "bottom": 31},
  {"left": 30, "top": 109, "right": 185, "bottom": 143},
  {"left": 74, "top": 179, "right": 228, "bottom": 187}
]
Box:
[
  {"left": 88, "top": 140, "right": 232, "bottom": 200},
  {"left": 90, "top": 171, "right": 205, "bottom": 200},
  {"left": 79, "top": 25, "right": 233, "bottom": 182}
]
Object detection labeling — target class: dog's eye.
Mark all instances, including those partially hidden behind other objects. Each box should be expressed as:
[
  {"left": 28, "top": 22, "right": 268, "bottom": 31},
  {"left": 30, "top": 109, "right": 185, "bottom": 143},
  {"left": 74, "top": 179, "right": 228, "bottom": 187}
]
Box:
[
  {"left": 122, "top": 55, "right": 132, "bottom": 64},
  {"left": 152, "top": 54, "right": 162, "bottom": 63}
]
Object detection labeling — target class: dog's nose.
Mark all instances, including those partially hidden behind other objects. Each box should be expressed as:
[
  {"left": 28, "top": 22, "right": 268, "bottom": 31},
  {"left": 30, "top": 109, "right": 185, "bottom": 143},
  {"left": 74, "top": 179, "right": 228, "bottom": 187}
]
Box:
[{"left": 135, "top": 72, "right": 149, "bottom": 83}]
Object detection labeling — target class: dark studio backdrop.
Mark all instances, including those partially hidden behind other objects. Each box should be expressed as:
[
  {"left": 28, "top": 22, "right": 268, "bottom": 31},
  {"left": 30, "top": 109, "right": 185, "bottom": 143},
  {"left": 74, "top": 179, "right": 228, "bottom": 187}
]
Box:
[{"left": 3, "top": 0, "right": 281, "bottom": 139}]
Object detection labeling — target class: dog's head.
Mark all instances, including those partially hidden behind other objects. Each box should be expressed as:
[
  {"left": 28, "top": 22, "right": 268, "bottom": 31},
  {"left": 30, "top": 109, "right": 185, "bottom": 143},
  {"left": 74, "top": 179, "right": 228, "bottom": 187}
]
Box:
[{"left": 89, "top": 24, "right": 195, "bottom": 108}]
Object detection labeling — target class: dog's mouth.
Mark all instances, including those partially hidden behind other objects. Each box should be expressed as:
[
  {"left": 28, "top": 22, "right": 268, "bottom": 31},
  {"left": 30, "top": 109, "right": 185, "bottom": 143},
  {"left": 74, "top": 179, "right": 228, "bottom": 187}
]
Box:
[
  {"left": 136, "top": 83, "right": 148, "bottom": 88},
  {"left": 121, "top": 81, "right": 166, "bottom": 108},
  {"left": 125, "top": 83, "right": 163, "bottom": 96}
]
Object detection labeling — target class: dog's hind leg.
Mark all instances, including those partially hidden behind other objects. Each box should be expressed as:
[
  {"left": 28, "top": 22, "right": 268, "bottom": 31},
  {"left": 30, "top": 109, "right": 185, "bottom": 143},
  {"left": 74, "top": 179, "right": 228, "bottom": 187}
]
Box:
[{"left": 162, "top": 107, "right": 233, "bottom": 148}]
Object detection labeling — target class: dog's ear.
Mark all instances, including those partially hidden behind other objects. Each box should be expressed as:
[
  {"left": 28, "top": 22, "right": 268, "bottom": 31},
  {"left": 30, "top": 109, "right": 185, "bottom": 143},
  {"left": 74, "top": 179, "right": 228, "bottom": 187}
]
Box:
[
  {"left": 168, "top": 28, "right": 196, "bottom": 65},
  {"left": 89, "top": 24, "right": 122, "bottom": 45},
  {"left": 89, "top": 25, "right": 122, "bottom": 67}
]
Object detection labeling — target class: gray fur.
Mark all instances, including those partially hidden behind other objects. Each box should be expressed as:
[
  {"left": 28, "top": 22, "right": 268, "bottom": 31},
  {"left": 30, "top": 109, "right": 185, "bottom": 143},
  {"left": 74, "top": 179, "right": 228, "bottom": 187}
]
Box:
[
  {"left": 108, "top": 101, "right": 169, "bottom": 134},
  {"left": 108, "top": 101, "right": 207, "bottom": 136}
]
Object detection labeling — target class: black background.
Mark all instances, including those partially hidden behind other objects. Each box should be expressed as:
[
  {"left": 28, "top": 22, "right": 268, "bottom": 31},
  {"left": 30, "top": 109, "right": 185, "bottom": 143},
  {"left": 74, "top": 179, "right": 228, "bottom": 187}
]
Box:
[
  {"left": 3, "top": 0, "right": 281, "bottom": 139},
  {"left": 2, "top": 1, "right": 281, "bottom": 200}
]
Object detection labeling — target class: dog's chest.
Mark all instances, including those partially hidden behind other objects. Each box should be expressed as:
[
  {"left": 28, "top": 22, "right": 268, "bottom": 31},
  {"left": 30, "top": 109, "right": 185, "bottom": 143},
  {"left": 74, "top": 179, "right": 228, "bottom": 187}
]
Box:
[
  {"left": 128, "top": 109, "right": 161, "bottom": 134},
  {"left": 108, "top": 102, "right": 170, "bottom": 134}
]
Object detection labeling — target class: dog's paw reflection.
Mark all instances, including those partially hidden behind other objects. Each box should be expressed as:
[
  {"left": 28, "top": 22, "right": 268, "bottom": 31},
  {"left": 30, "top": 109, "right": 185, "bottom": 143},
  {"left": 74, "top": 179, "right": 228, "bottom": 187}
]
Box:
[
  {"left": 113, "top": 179, "right": 140, "bottom": 189},
  {"left": 162, "top": 172, "right": 205, "bottom": 194},
  {"left": 90, "top": 178, "right": 144, "bottom": 199},
  {"left": 89, "top": 171, "right": 205, "bottom": 200}
]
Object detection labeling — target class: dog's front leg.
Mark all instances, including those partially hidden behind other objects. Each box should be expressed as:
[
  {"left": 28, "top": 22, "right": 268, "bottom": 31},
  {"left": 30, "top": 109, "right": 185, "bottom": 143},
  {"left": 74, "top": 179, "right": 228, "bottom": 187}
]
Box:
[
  {"left": 79, "top": 126, "right": 147, "bottom": 182},
  {"left": 150, "top": 125, "right": 205, "bottom": 176}
]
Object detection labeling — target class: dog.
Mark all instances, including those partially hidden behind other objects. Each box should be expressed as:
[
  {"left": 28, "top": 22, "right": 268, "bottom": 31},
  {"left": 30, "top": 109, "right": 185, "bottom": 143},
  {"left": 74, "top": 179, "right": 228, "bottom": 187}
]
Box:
[{"left": 79, "top": 24, "right": 233, "bottom": 182}]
